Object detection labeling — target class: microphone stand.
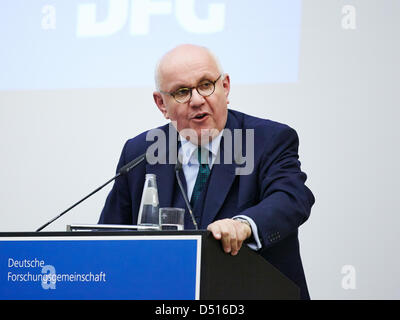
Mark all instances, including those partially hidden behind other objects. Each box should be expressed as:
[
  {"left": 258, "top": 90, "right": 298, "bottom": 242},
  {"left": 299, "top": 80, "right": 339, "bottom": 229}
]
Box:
[
  {"left": 175, "top": 161, "right": 198, "bottom": 230},
  {"left": 35, "top": 153, "right": 146, "bottom": 232}
]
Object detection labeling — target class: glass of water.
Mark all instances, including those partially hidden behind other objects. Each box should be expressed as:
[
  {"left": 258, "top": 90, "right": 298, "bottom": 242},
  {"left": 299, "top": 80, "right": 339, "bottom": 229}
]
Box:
[{"left": 159, "top": 208, "right": 185, "bottom": 231}]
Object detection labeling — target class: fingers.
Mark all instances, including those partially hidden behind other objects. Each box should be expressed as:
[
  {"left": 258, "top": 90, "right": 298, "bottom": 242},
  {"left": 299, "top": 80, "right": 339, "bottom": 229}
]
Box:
[
  {"left": 221, "top": 222, "right": 238, "bottom": 255},
  {"left": 208, "top": 223, "right": 222, "bottom": 240},
  {"left": 207, "top": 219, "right": 252, "bottom": 256}
]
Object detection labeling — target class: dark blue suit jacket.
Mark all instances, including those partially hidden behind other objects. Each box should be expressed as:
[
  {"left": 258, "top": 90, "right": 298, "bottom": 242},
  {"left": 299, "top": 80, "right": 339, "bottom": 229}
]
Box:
[{"left": 99, "top": 109, "right": 315, "bottom": 299}]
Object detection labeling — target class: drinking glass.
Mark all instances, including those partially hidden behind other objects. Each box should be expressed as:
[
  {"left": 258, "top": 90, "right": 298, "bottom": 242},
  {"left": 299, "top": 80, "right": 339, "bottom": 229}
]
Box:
[{"left": 159, "top": 208, "right": 185, "bottom": 231}]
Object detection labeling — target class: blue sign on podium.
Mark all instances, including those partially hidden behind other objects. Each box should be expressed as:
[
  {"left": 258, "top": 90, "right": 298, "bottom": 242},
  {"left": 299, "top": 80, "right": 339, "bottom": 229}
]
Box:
[{"left": 0, "top": 234, "right": 202, "bottom": 300}]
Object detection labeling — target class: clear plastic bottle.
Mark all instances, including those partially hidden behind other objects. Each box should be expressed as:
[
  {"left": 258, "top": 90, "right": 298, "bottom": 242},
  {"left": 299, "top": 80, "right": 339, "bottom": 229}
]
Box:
[{"left": 137, "top": 174, "right": 160, "bottom": 228}]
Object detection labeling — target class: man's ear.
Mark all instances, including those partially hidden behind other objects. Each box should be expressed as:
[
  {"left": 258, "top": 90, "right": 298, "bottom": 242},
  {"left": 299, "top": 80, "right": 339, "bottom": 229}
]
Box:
[
  {"left": 222, "top": 74, "right": 231, "bottom": 104},
  {"left": 153, "top": 92, "right": 169, "bottom": 119}
]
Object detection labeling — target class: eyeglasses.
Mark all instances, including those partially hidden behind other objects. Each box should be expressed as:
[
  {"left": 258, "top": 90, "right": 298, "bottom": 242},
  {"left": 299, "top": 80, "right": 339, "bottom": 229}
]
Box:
[{"left": 159, "top": 74, "right": 222, "bottom": 103}]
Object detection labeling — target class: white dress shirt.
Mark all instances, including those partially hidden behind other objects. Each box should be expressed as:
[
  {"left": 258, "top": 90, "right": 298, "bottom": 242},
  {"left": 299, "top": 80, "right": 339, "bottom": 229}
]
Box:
[{"left": 178, "top": 132, "right": 262, "bottom": 251}]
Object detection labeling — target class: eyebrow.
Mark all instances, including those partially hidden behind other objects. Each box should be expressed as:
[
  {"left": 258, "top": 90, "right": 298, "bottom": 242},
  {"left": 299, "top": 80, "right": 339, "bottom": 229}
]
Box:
[{"left": 170, "top": 74, "right": 217, "bottom": 92}]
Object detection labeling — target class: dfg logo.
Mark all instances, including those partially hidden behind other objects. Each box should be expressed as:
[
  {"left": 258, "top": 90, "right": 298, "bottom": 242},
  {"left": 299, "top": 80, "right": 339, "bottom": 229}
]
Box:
[{"left": 77, "top": 0, "right": 226, "bottom": 37}]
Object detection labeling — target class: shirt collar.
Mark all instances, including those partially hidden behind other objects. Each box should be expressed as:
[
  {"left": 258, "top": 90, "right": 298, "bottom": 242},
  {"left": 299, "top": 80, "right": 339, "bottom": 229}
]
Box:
[{"left": 179, "top": 131, "right": 223, "bottom": 166}]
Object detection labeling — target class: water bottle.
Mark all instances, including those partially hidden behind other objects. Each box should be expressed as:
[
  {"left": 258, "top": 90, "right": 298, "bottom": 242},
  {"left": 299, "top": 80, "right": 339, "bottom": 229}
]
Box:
[{"left": 137, "top": 174, "right": 160, "bottom": 228}]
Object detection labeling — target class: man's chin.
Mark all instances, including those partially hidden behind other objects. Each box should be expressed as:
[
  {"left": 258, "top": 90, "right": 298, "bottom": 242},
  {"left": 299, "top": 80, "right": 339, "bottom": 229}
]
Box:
[
  {"left": 197, "top": 128, "right": 220, "bottom": 145},
  {"left": 176, "top": 123, "right": 221, "bottom": 145}
]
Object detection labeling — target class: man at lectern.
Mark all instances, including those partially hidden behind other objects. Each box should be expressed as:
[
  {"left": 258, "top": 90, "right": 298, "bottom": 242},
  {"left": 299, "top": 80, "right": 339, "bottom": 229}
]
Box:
[{"left": 98, "top": 44, "right": 315, "bottom": 300}]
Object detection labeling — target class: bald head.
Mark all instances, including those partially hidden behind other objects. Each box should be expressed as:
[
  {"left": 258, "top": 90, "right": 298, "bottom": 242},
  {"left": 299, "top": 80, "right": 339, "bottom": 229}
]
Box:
[
  {"left": 154, "top": 44, "right": 223, "bottom": 91},
  {"left": 152, "top": 44, "right": 230, "bottom": 145}
]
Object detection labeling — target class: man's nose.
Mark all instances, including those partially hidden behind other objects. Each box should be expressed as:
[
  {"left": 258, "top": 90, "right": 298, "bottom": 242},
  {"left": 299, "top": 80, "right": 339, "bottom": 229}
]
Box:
[{"left": 189, "top": 88, "right": 206, "bottom": 106}]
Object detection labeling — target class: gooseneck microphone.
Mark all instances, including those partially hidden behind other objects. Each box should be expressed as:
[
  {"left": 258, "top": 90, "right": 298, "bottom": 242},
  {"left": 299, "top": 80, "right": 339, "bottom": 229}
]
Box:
[
  {"left": 175, "top": 159, "right": 198, "bottom": 230},
  {"left": 35, "top": 152, "right": 146, "bottom": 232}
]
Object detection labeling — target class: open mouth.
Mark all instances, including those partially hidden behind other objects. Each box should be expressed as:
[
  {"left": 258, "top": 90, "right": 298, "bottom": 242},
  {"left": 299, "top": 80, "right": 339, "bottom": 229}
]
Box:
[{"left": 193, "top": 113, "right": 208, "bottom": 120}]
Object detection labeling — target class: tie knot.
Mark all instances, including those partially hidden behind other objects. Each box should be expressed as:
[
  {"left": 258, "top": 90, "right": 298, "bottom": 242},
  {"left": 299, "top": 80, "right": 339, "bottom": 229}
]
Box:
[{"left": 197, "top": 147, "right": 209, "bottom": 165}]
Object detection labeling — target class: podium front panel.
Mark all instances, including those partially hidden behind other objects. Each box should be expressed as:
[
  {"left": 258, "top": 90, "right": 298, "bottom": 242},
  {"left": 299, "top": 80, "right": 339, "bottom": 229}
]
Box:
[{"left": 0, "top": 234, "right": 202, "bottom": 300}]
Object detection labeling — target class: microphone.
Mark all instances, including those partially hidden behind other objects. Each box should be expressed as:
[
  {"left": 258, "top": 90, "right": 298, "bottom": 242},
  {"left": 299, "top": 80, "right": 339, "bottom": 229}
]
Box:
[
  {"left": 175, "top": 159, "right": 198, "bottom": 230},
  {"left": 35, "top": 152, "right": 147, "bottom": 232},
  {"left": 118, "top": 153, "right": 146, "bottom": 175}
]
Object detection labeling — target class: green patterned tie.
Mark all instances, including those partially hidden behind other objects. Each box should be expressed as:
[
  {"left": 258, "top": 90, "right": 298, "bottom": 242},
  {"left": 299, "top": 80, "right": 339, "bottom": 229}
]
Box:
[{"left": 190, "top": 147, "right": 211, "bottom": 207}]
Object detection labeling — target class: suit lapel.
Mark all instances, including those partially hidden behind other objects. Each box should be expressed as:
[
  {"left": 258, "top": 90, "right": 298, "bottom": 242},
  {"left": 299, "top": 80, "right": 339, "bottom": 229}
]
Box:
[
  {"left": 201, "top": 154, "right": 237, "bottom": 227},
  {"left": 201, "top": 111, "right": 240, "bottom": 227},
  {"left": 146, "top": 163, "right": 175, "bottom": 208},
  {"left": 145, "top": 123, "right": 178, "bottom": 208}
]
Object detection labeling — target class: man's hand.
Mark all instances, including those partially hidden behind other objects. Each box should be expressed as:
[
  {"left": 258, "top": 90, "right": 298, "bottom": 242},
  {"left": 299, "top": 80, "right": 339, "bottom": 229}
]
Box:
[{"left": 207, "top": 218, "right": 252, "bottom": 256}]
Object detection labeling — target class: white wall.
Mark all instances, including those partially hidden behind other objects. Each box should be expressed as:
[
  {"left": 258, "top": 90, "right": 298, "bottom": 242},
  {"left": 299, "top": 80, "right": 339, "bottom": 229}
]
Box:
[{"left": 0, "top": 1, "right": 399, "bottom": 299}]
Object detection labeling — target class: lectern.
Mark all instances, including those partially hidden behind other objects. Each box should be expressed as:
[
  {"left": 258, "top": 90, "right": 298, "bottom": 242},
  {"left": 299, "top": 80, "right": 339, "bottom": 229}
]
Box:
[{"left": 0, "top": 231, "right": 299, "bottom": 300}]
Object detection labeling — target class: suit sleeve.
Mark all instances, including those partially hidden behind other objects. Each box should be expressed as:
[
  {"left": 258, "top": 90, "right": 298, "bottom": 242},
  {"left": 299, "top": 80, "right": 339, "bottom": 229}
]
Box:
[{"left": 239, "top": 126, "right": 315, "bottom": 249}]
